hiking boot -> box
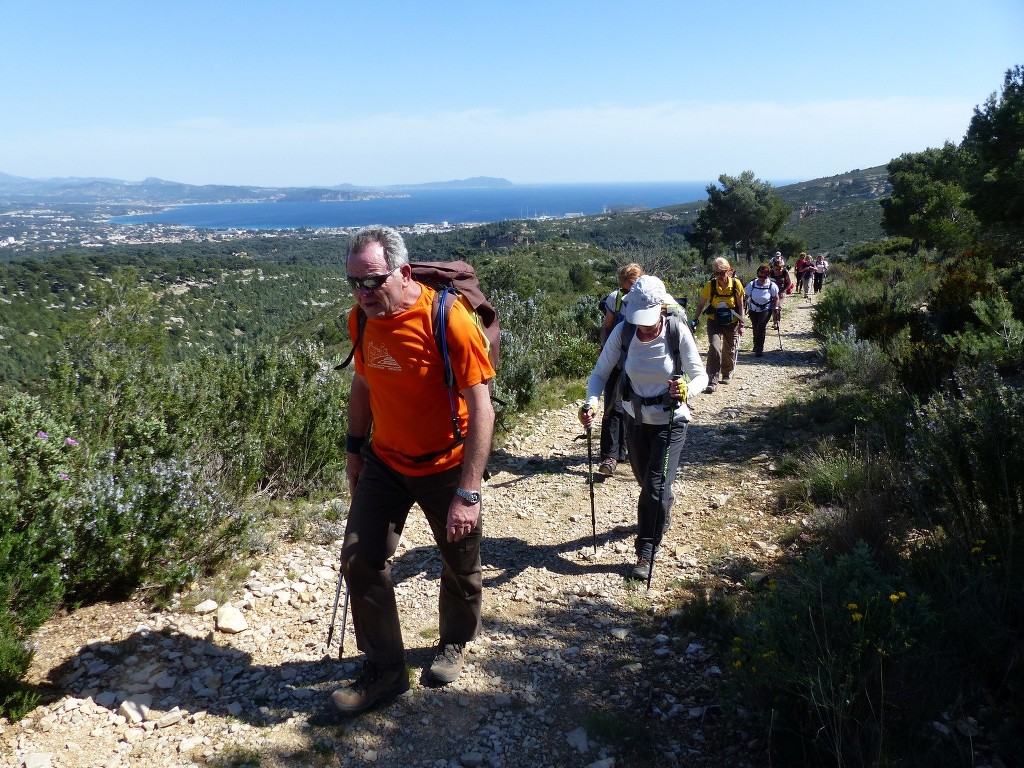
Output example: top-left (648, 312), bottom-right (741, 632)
top-left (631, 557), bottom-right (652, 581)
top-left (429, 642), bottom-right (466, 685)
top-left (703, 384), bottom-right (716, 394)
top-left (597, 458), bottom-right (616, 476)
top-left (331, 660), bottom-right (409, 714)
top-left (721, 375), bottom-right (731, 384)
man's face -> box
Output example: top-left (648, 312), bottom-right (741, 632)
top-left (347, 241), bottom-right (407, 318)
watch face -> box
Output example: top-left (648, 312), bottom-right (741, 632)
top-left (457, 487), bottom-right (480, 503)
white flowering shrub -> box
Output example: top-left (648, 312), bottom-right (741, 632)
top-left (59, 453), bottom-right (256, 603)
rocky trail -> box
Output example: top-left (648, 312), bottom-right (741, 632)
top-left (3, 295), bottom-right (824, 768)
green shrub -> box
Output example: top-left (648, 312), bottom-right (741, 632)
top-left (907, 373), bottom-right (1024, 566)
top-left (729, 543), bottom-right (937, 766)
top-left (0, 392), bottom-right (78, 712)
top-left (60, 453), bottom-right (257, 603)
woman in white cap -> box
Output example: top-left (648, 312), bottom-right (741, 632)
top-left (577, 275), bottom-right (708, 581)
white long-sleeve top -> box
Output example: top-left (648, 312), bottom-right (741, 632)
top-left (585, 320), bottom-right (708, 424)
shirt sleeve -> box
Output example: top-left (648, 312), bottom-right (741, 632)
top-left (585, 322), bottom-right (624, 408)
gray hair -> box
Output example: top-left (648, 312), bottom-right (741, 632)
top-left (347, 226), bottom-right (409, 270)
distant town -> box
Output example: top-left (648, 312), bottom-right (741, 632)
top-left (0, 173), bottom-right (520, 255)
top-left (0, 201), bottom-right (496, 255)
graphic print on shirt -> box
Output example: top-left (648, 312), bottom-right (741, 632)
top-left (366, 340), bottom-right (402, 372)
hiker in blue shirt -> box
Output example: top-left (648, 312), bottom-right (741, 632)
top-left (596, 262), bottom-right (644, 476)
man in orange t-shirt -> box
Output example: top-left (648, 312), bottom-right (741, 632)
top-left (332, 227), bottom-right (495, 715)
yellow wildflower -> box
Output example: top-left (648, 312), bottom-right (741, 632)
top-left (851, 612), bottom-right (863, 622)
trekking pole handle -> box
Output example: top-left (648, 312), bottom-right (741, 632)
top-left (578, 404), bottom-right (596, 430)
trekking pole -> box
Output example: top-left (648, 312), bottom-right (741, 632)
top-left (326, 569), bottom-right (347, 656)
top-left (587, 423), bottom-right (597, 553)
top-left (574, 407), bottom-right (598, 553)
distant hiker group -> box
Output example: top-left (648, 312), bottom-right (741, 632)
top-left (331, 226), bottom-right (824, 716)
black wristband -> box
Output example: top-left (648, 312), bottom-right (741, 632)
top-left (346, 434), bottom-right (366, 454)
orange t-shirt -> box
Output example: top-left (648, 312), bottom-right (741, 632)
top-left (349, 284), bottom-right (495, 476)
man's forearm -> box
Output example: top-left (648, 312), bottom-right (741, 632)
top-left (459, 383), bottom-right (494, 488)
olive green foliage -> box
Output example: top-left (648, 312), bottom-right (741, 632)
top-left (908, 374), bottom-right (1024, 564)
top-left (730, 545), bottom-right (939, 767)
top-left (0, 393), bottom-right (74, 712)
top-left (881, 65), bottom-right (1024, 260)
top-left (880, 143), bottom-right (978, 255)
top-left (960, 65), bottom-right (1024, 253)
top-left (686, 171), bottom-right (792, 261)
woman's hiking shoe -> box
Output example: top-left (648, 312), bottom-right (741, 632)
top-left (331, 660), bottom-right (409, 714)
top-left (429, 642), bottom-right (467, 685)
top-left (597, 458), bottom-right (617, 476)
top-left (703, 384), bottom-right (716, 394)
top-left (721, 375), bottom-right (731, 384)
top-left (631, 557), bottom-right (652, 581)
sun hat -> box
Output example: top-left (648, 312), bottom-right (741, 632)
top-left (622, 275), bottom-right (668, 326)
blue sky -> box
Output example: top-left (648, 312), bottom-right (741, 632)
top-left (2, 0), bottom-right (1021, 187)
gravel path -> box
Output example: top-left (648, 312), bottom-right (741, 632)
top-left (3, 295), bottom-right (823, 768)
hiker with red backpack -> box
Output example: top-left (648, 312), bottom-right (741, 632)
top-left (578, 275), bottom-right (707, 584)
top-left (596, 262), bottom-right (644, 476)
top-left (691, 257), bottom-right (746, 394)
top-left (332, 226), bottom-right (495, 714)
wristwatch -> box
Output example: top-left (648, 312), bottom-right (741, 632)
top-left (454, 487), bottom-right (481, 504)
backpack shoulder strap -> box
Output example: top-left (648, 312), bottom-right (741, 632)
top-left (335, 307), bottom-right (368, 371)
top-left (664, 310), bottom-right (686, 377)
top-left (618, 320), bottom-right (637, 369)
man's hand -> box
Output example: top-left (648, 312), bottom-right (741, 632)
top-left (447, 496), bottom-right (480, 542)
top-left (346, 452), bottom-right (364, 497)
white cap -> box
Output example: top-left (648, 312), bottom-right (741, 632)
top-left (623, 275), bottom-right (668, 326)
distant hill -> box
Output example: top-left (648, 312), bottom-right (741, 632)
top-left (0, 172), bottom-right (514, 204)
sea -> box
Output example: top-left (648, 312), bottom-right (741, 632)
top-left (110, 182), bottom-right (711, 231)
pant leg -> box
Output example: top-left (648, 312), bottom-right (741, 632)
top-left (626, 418), bottom-right (688, 560)
top-left (751, 310), bottom-right (770, 353)
top-left (705, 319), bottom-right (725, 384)
top-left (720, 322), bottom-right (738, 377)
top-left (412, 467), bottom-right (483, 646)
top-left (341, 449), bottom-right (415, 667)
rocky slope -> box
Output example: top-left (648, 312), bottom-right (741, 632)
top-left (2, 294), bottom-right (824, 768)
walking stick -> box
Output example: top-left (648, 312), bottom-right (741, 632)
top-left (574, 409), bottom-right (599, 554)
top-left (326, 570), bottom-right (348, 657)
top-left (587, 422), bottom-right (597, 553)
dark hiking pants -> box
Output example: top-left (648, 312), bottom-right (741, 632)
top-left (625, 414), bottom-right (688, 560)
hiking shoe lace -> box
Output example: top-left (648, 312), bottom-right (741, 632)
top-left (429, 642), bottom-right (466, 685)
top-left (331, 660), bottom-right (409, 714)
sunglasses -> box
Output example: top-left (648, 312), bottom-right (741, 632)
top-left (714, 270), bottom-right (730, 276)
top-left (347, 266), bottom-right (400, 292)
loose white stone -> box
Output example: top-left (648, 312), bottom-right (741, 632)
top-left (194, 599), bottom-right (218, 614)
top-left (216, 603), bottom-right (248, 634)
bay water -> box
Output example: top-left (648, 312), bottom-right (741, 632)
top-left (111, 182), bottom-right (711, 230)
